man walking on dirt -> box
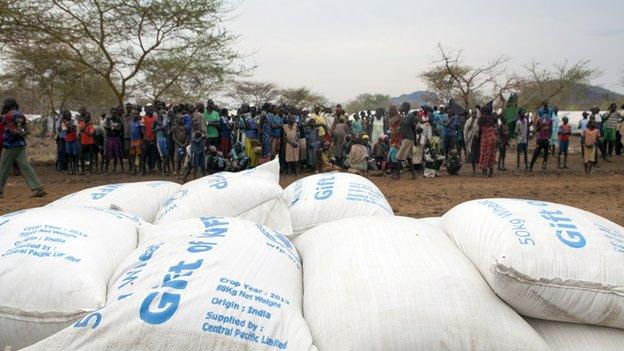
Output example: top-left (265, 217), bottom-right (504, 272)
top-left (0, 98), bottom-right (46, 198)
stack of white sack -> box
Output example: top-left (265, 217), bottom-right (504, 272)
top-left (47, 181), bottom-right (180, 223)
top-left (284, 173), bottom-right (393, 236)
top-left (294, 216), bottom-right (549, 350)
top-left (440, 198), bottom-right (624, 328)
top-left (27, 216), bottom-right (316, 350)
top-left (0, 207), bottom-right (140, 350)
top-left (155, 158), bottom-right (293, 236)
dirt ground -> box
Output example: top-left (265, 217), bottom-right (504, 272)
top-left (1, 151), bottom-right (623, 225)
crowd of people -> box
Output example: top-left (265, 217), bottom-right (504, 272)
top-left (1, 96), bottom-right (623, 198)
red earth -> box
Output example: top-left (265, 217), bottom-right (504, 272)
top-left (2, 151), bottom-right (622, 225)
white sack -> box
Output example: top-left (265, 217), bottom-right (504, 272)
top-left (155, 158), bottom-right (292, 236)
top-left (419, 217), bottom-right (441, 227)
top-left (29, 217), bottom-right (315, 351)
top-left (294, 216), bottom-right (549, 350)
top-left (527, 318), bottom-right (624, 351)
top-left (284, 173), bottom-right (393, 235)
top-left (0, 207), bottom-right (140, 350)
top-left (48, 181), bottom-right (180, 223)
top-left (441, 198), bottom-right (624, 328)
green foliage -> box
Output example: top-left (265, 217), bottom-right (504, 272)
top-left (226, 81), bottom-right (281, 107)
top-left (278, 87), bottom-right (327, 108)
top-left (0, 0), bottom-right (246, 105)
top-left (344, 93), bottom-right (391, 113)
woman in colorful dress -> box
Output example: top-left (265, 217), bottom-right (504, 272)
top-left (258, 112), bottom-right (272, 164)
top-left (387, 105), bottom-right (402, 175)
top-left (283, 115), bottom-right (299, 175)
top-left (478, 101), bottom-right (497, 177)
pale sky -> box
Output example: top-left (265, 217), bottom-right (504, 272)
top-left (227, 0), bottom-right (624, 103)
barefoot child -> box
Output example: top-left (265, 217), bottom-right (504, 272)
top-left (557, 116), bottom-right (571, 169)
top-left (583, 120), bottom-right (600, 175)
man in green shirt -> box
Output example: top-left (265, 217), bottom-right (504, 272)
top-left (203, 99), bottom-right (220, 148)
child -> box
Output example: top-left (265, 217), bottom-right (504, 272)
top-left (183, 130), bottom-right (206, 182)
top-left (129, 111), bottom-right (143, 175)
top-left (346, 138), bottom-right (369, 175)
top-left (228, 142), bottom-right (250, 172)
top-left (206, 146), bottom-right (226, 174)
top-left (94, 114), bottom-right (107, 173)
top-left (305, 118), bottom-right (320, 172)
top-left (320, 141), bottom-right (340, 173)
top-left (78, 113), bottom-right (95, 174)
top-left (423, 144), bottom-right (444, 178)
top-left (171, 116), bottom-right (189, 177)
top-left (514, 110), bottom-right (529, 175)
top-left (373, 135), bottom-right (389, 172)
top-left (557, 116), bottom-right (571, 169)
top-left (62, 110), bottom-right (79, 174)
top-left (412, 127), bottom-right (427, 174)
top-left (154, 110), bottom-right (171, 176)
top-left (446, 149), bottom-right (462, 175)
top-left (430, 129), bottom-right (442, 155)
top-left (582, 120), bottom-right (600, 175)
top-left (219, 108), bottom-right (233, 155)
top-left (283, 115), bottom-right (299, 175)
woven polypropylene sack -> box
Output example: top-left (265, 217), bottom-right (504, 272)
top-left (441, 198), bottom-right (624, 328)
top-left (155, 158), bottom-right (292, 236)
top-left (284, 173), bottom-right (393, 235)
top-left (294, 216), bottom-right (549, 350)
top-left (0, 207), bottom-right (140, 350)
top-left (48, 181), bottom-right (180, 223)
top-left (28, 217), bottom-right (315, 350)
top-left (527, 318), bottom-right (624, 351)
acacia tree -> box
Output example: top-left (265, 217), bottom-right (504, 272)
top-left (278, 87), bottom-right (327, 108)
top-left (420, 44), bottom-right (509, 108)
top-left (420, 44), bottom-right (600, 110)
top-left (518, 60), bottom-right (599, 109)
top-left (0, 43), bottom-right (117, 115)
top-left (133, 53), bottom-right (234, 103)
top-left (226, 81), bottom-right (281, 106)
top-left (1, 0), bottom-right (245, 106)
top-left (344, 93), bottom-right (391, 113)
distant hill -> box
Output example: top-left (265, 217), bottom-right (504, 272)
top-left (558, 84), bottom-right (624, 109)
top-left (391, 85), bottom-right (624, 110)
top-left (390, 91), bottom-right (436, 107)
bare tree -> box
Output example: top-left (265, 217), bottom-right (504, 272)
top-left (519, 60), bottom-right (600, 109)
top-left (1, 0), bottom-right (245, 106)
top-left (226, 81), bottom-right (281, 106)
top-left (420, 44), bottom-right (509, 108)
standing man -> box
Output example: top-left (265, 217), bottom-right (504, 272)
top-left (557, 116), bottom-right (571, 169)
top-left (578, 111), bottom-right (589, 159)
top-left (79, 112), bottom-right (96, 174)
top-left (203, 99), bottom-right (220, 148)
top-left (128, 111), bottom-right (143, 175)
top-left (0, 98), bottom-right (46, 198)
top-left (123, 102), bottom-right (135, 172)
top-left (550, 107), bottom-right (560, 155)
top-left (219, 108), bottom-right (233, 155)
top-left (140, 105), bottom-right (158, 175)
top-left (393, 102), bottom-right (417, 179)
top-left (530, 104), bottom-right (553, 172)
top-left (602, 103), bottom-right (623, 159)
top-left (514, 109), bottom-right (530, 174)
